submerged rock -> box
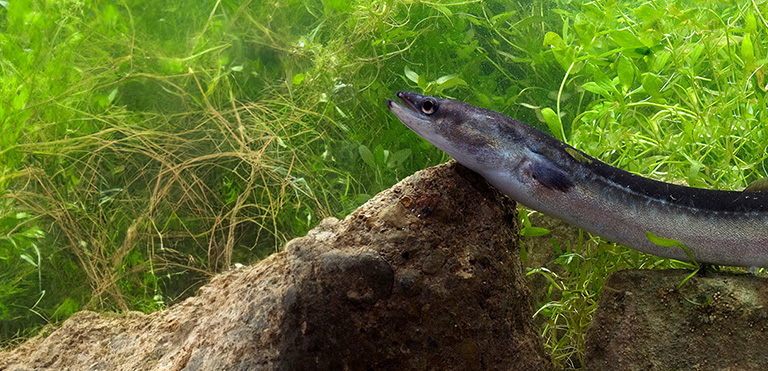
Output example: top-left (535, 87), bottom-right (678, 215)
top-left (0, 161), bottom-right (551, 371)
top-left (585, 269), bottom-right (768, 370)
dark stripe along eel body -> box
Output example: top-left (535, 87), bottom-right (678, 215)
top-left (388, 91), bottom-right (768, 268)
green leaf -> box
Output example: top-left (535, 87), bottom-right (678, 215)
top-left (520, 226), bottom-right (551, 237)
top-left (582, 81), bottom-right (610, 98)
top-left (358, 145), bottom-right (376, 168)
top-left (373, 145), bottom-right (387, 166)
top-left (635, 3), bottom-right (659, 22)
top-left (617, 56), bottom-right (635, 87)
top-left (101, 4), bottom-right (119, 24)
top-left (490, 11), bottom-right (517, 26)
top-left (388, 149), bottom-right (411, 168)
top-left (681, 152), bottom-right (704, 186)
top-left (543, 32), bottom-right (566, 49)
top-left (540, 108), bottom-right (564, 141)
top-left (688, 44), bottom-right (705, 64)
top-left (292, 73), bottom-right (306, 85)
top-left (610, 30), bottom-right (644, 49)
top-left (404, 66), bottom-right (419, 84)
top-left (611, 30), bottom-right (653, 58)
top-left (592, 69), bottom-right (617, 93)
top-left (417, 74), bottom-right (427, 90)
top-left (644, 231), bottom-right (685, 248)
top-left (518, 208), bottom-right (532, 227)
top-left (645, 231), bottom-right (699, 273)
top-left (742, 32), bottom-right (754, 71)
top-left (641, 73), bottom-right (663, 98)
top-left (435, 74), bottom-right (467, 90)
top-left (160, 57), bottom-right (184, 74)
top-left (746, 11), bottom-right (757, 34)
top-left (12, 87), bottom-right (28, 110)
top-left (107, 88), bottom-right (118, 103)
top-left (20, 253), bottom-right (37, 267)
top-left (652, 50), bottom-right (671, 72)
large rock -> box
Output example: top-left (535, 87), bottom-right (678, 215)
top-left (585, 269), bottom-right (768, 370)
top-left (0, 161), bottom-right (551, 371)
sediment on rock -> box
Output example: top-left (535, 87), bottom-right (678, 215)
top-left (585, 269), bottom-right (768, 370)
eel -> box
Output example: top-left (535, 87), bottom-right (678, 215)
top-left (387, 91), bottom-right (768, 268)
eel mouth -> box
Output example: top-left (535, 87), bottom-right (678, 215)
top-left (395, 91), bottom-right (420, 112)
top-left (386, 92), bottom-right (425, 132)
top-left (386, 91), bottom-right (421, 114)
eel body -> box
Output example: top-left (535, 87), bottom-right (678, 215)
top-left (387, 91), bottom-right (768, 268)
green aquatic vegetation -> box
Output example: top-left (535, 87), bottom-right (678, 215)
top-left (0, 0), bottom-right (766, 367)
top-left (645, 231), bottom-right (702, 288)
top-left (0, 0), bottom-right (349, 344)
top-left (524, 1), bottom-right (768, 367)
top-left (547, 0), bottom-right (768, 190)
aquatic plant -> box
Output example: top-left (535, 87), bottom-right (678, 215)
top-left (1, 0), bottom-right (766, 368)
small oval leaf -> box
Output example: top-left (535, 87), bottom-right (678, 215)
top-left (540, 108), bottom-right (564, 142)
top-left (404, 66), bottom-right (419, 84)
top-left (358, 145), bottom-right (376, 168)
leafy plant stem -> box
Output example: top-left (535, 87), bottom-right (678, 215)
top-left (556, 60), bottom-right (575, 142)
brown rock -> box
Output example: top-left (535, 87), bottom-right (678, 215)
top-left (0, 161), bottom-right (551, 371)
top-left (585, 269), bottom-right (768, 370)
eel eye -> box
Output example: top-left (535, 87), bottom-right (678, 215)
top-left (421, 98), bottom-right (438, 115)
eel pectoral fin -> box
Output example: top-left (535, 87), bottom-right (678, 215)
top-left (526, 154), bottom-right (574, 192)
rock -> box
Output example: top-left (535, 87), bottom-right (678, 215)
top-left (0, 161), bottom-right (551, 371)
top-left (585, 269), bottom-right (768, 370)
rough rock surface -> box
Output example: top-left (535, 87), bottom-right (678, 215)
top-left (0, 161), bottom-right (551, 371)
top-left (585, 269), bottom-right (768, 370)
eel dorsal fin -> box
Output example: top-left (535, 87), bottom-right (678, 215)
top-left (744, 178), bottom-right (768, 192)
